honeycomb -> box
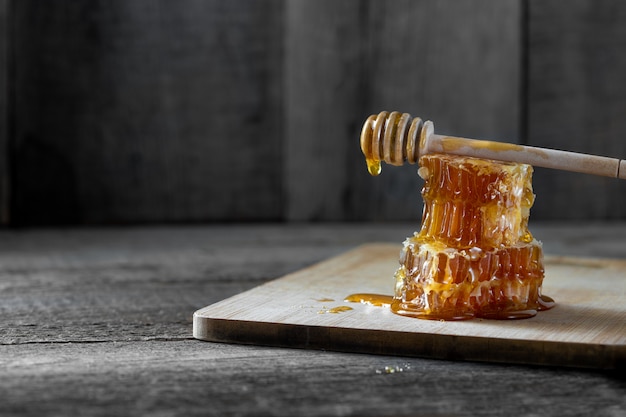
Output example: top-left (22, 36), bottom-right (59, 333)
top-left (392, 153), bottom-right (553, 320)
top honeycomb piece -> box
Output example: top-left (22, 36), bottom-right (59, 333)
top-left (417, 154), bottom-right (535, 249)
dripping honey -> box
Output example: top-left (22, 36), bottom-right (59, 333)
top-left (360, 111), bottom-right (422, 176)
top-left (366, 158), bottom-right (382, 176)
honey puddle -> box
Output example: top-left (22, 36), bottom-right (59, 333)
top-left (345, 293), bottom-right (555, 320)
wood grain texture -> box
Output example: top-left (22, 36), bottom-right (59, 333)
top-left (0, 224), bottom-right (409, 344)
top-left (527, 0), bottom-right (626, 219)
top-left (1, 224), bottom-right (626, 415)
top-left (2, 341), bottom-right (624, 417)
top-left (11, 1), bottom-right (283, 225)
top-left (9, 0), bottom-right (626, 225)
top-left (6, 1), bottom-right (626, 225)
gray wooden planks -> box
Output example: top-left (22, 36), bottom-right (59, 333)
top-left (1, 223), bottom-right (626, 345)
top-left (11, 1), bottom-right (284, 225)
top-left (527, 0), bottom-right (626, 219)
top-left (4, 1), bottom-right (626, 224)
top-left (2, 341), bottom-right (624, 416)
top-left (0, 225), bottom-right (380, 344)
top-left (5, 1), bottom-right (523, 224)
top-left (1, 224), bottom-right (626, 416)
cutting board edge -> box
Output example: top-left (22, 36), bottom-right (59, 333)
top-left (193, 314), bottom-right (625, 370)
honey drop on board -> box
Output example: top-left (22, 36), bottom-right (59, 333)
top-left (318, 306), bottom-right (353, 314)
top-left (345, 293), bottom-right (393, 307)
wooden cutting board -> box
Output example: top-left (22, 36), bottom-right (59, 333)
top-left (193, 244), bottom-right (626, 369)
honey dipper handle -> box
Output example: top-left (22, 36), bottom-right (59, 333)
top-left (361, 111), bottom-right (626, 179)
top-left (422, 134), bottom-right (626, 179)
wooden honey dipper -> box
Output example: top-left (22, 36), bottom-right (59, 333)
top-left (361, 111), bottom-right (626, 179)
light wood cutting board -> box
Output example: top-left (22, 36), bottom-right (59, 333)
top-left (193, 244), bottom-right (626, 369)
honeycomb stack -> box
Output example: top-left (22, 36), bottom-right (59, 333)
top-left (392, 153), bottom-right (548, 320)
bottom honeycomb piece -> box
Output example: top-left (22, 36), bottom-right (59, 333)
top-left (392, 236), bottom-right (554, 320)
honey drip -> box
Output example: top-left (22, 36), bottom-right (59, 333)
top-left (360, 111), bottom-right (424, 175)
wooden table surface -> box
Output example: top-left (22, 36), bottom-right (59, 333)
top-left (1, 223), bottom-right (625, 416)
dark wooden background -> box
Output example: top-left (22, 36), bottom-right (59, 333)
top-left (1, 0), bottom-right (626, 226)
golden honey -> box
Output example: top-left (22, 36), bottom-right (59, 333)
top-left (391, 153), bottom-right (552, 320)
top-left (344, 293), bottom-right (393, 307)
top-left (359, 110), bottom-right (554, 320)
top-left (319, 306), bottom-right (353, 314)
top-left (417, 154), bottom-right (536, 248)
